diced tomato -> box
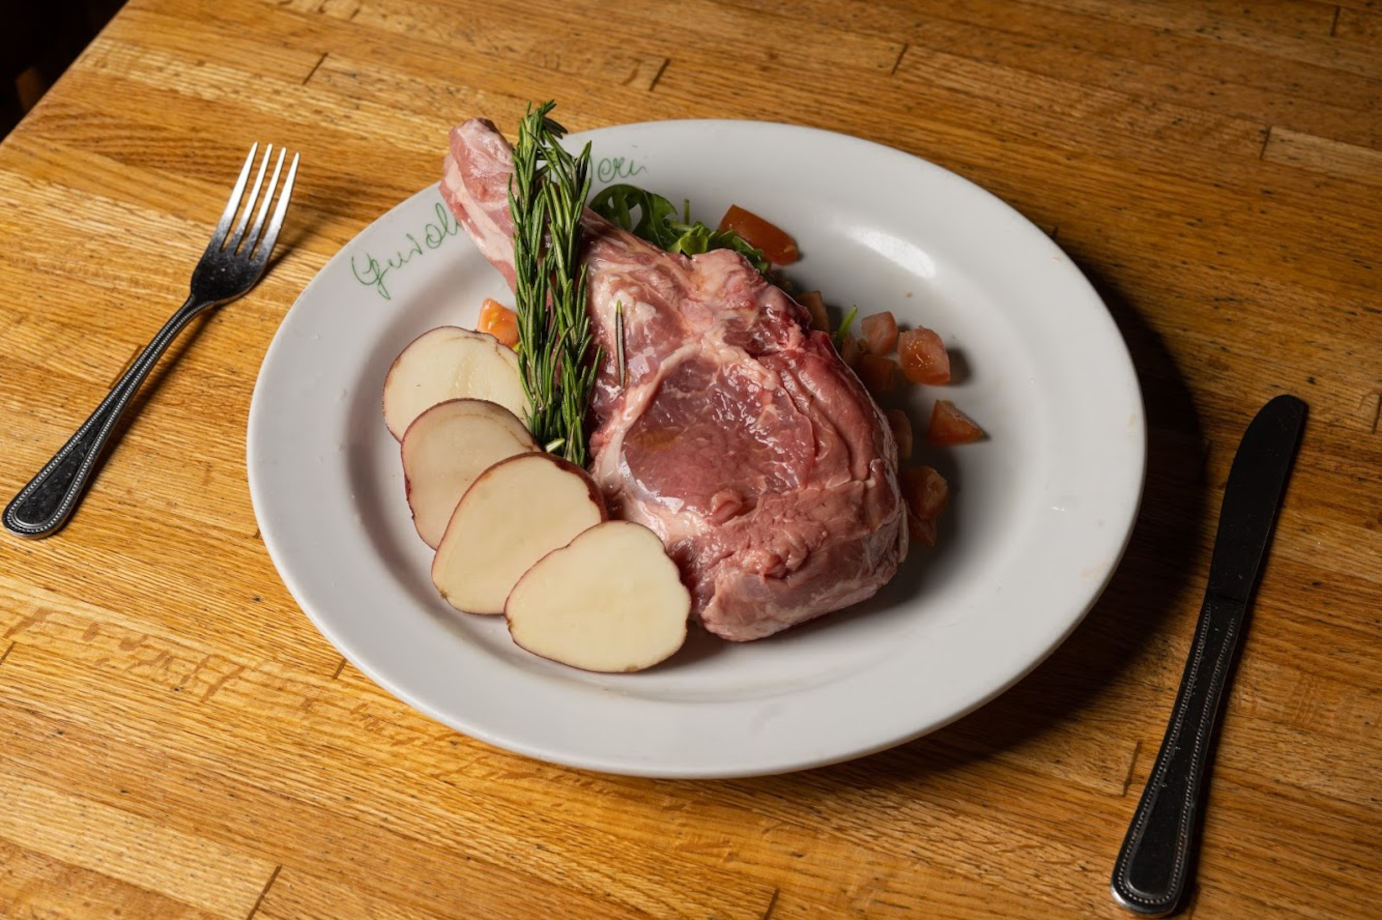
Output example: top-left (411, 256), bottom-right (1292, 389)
top-left (797, 290), bottom-right (829, 331)
top-left (860, 311), bottom-right (899, 355)
top-left (855, 353), bottom-right (897, 395)
top-left (927, 400), bottom-right (985, 445)
top-left (477, 298), bottom-right (519, 348)
top-left (901, 465), bottom-right (949, 548)
top-left (885, 408), bottom-right (913, 461)
top-left (717, 204), bottom-right (799, 265)
top-left (897, 327), bottom-right (950, 384)
top-left (909, 514), bottom-right (937, 550)
top-left (839, 332), bottom-right (863, 369)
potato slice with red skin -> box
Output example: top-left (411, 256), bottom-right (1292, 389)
top-left (382, 326), bottom-right (528, 440)
top-left (401, 399), bottom-right (538, 549)
top-left (505, 521), bottom-right (690, 673)
top-left (431, 453), bottom-right (606, 615)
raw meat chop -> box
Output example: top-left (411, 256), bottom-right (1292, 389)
top-left (442, 118), bottom-right (905, 640)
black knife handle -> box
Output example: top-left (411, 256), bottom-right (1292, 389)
top-left (1112, 394), bottom-right (1305, 916)
top-left (1110, 590), bottom-right (1245, 916)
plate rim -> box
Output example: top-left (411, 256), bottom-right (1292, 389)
top-left (247, 117), bottom-right (1146, 778)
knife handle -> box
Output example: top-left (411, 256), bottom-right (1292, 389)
top-left (1110, 591), bottom-right (1247, 916)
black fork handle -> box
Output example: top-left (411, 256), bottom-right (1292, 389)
top-left (4, 294), bottom-right (210, 538)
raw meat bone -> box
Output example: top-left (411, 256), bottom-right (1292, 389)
top-left (441, 118), bottom-right (906, 641)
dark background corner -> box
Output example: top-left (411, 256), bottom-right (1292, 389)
top-left (2, 0), bottom-right (127, 138)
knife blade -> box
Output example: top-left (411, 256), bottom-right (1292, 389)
top-left (1111, 393), bottom-right (1307, 917)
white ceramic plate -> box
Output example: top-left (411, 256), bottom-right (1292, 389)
top-left (248, 120), bottom-right (1144, 778)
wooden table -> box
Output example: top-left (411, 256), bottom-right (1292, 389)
top-left (2, 1), bottom-right (1378, 916)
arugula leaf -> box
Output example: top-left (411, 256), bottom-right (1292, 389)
top-left (590, 184), bottom-right (771, 275)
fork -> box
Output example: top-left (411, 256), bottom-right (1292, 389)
top-left (3, 144), bottom-right (300, 538)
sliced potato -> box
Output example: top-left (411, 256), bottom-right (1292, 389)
top-left (505, 521), bottom-right (690, 673)
top-left (382, 325), bottom-right (528, 439)
top-left (431, 453), bottom-right (606, 615)
top-left (402, 399), bottom-right (538, 549)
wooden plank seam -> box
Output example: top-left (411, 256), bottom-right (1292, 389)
top-left (246, 864), bottom-right (283, 920)
top-left (647, 58), bottom-right (669, 92)
top-left (303, 52), bottom-right (329, 86)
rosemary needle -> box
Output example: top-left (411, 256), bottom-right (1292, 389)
top-left (507, 101), bottom-right (599, 467)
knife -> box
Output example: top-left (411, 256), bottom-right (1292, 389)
top-left (1111, 393), bottom-right (1307, 916)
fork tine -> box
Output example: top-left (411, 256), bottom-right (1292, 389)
top-left (228, 144), bottom-right (273, 253)
top-left (244, 147), bottom-right (286, 257)
top-left (253, 151), bottom-right (299, 263)
top-left (211, 143), bottom-right (258, 247)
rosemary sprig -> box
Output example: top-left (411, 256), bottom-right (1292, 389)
top-left (508, 101), bottom-right (599, 467)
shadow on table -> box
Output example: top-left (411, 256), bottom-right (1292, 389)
top-left (758, 263), bottom-right (1210, 790)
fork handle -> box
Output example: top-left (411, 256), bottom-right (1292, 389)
top-left (4, 294), bottom-right (208, 538)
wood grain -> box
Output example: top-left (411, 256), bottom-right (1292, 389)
top-left (1, 0), bottom-right (1379, 917)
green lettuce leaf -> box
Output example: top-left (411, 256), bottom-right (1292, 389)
top-left (589, 184), bottom-right (770, 275)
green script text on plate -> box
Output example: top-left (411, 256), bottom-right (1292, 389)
top-left (350, 197), bottom-right (461, 301)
